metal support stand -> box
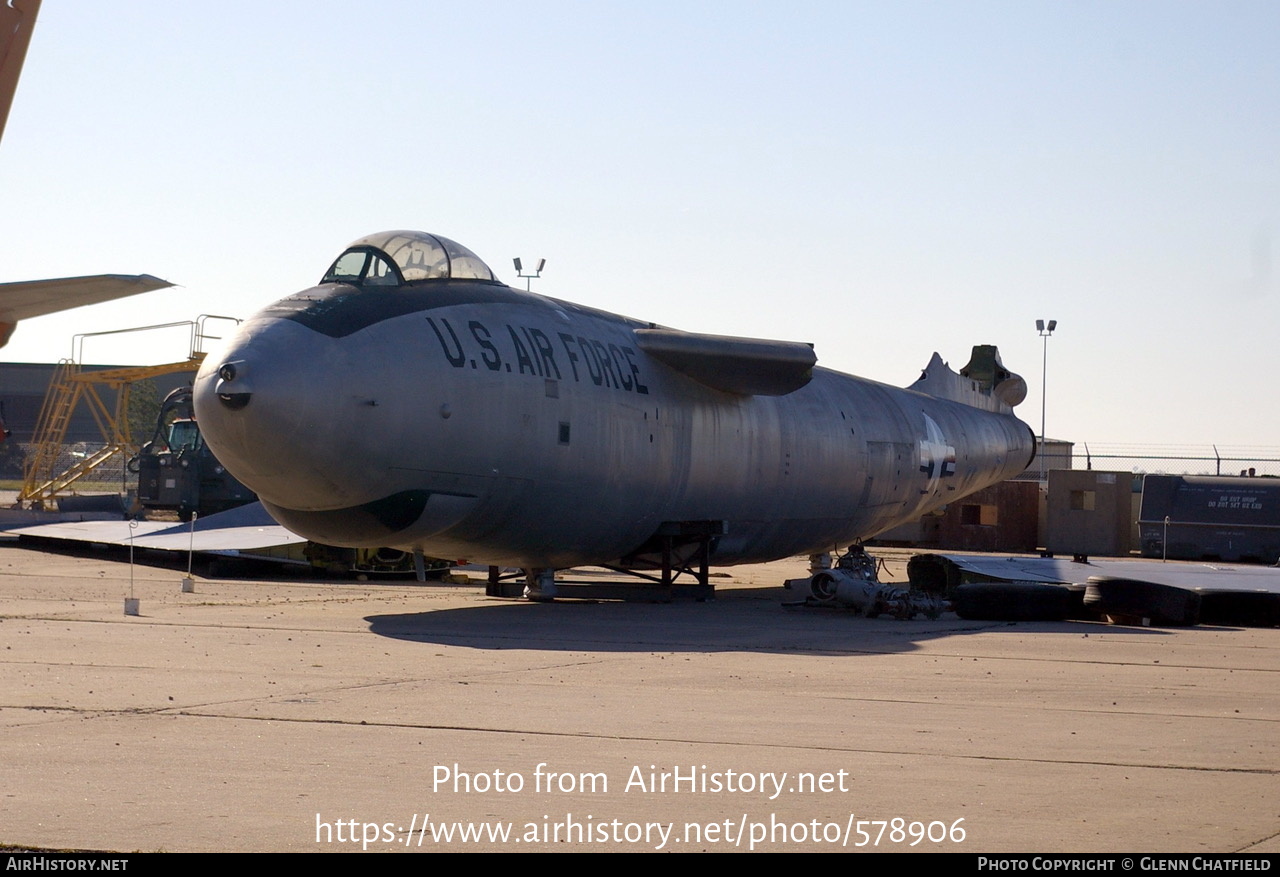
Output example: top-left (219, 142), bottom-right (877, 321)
top-left (483, 521), bottom-right (726, 602)
top-left (656, 520), bottom-right (716, 588)
top-left (485, 565), bottom-right (526, 598)
top-left (523, 568), bottom-right (557, 601)
top-left (808, 552), bottom-right (833, 575)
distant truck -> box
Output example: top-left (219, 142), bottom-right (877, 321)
top-left (133, 386), bottom-right (255, 521)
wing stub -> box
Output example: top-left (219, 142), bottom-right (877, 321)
top-left (634, 327), bottom-right (816, 396)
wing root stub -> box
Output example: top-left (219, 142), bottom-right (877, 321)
top-left (634, 327), bottom-right (816, 396)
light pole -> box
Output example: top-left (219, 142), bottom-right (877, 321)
top-left (1035, 319), bottom-right (1057, 482)
top-left (513, 257), bottom-right (546, 291)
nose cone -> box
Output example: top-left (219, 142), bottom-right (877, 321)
top-left (194, 316), bottom-right (379, 511)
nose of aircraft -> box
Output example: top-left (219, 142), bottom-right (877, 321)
top-left (210, 359), bottom-right (252, 411)
top-left (194, 316), bottom-right (376, 511)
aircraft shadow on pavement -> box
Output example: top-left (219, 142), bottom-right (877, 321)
top-left (364, 587), bottom-right (1161, 656)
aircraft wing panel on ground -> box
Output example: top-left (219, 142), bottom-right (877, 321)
top-left (908, 552), bottom-right (1280, 627)
top-left (909, 553), bottom-right (1280, 595)
top-left (3, 501), bottom-right (305, 551)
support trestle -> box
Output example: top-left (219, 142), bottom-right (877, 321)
top-left (484, 520), bottom-right (726, 602)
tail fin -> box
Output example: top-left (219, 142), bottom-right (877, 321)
top-left (907, 345), bottom-right (1027, 414)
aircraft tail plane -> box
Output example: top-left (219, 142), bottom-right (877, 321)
top-left (908, 344), bottom-right (1028, 414)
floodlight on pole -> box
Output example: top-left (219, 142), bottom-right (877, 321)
top-left (1036, 318), bottom-right (1057, 482)
top-left (513, 256), bottom-right (546, 291)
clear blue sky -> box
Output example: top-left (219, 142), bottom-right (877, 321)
top-left (1, 1), bottom-right (1276, 448)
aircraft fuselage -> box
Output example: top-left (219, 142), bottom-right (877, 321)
top-left (194, 232), bottom-right (1034, 570)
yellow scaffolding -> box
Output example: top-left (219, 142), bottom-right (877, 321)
top-left (19, 356), bottom-right (208, 506)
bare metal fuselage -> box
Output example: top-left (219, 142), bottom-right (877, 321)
top-left (195, 282), bottom-right (1033, 570)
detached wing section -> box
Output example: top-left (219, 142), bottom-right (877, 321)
top-left (0, 273), bottom-right (174, 346)
top-left (634, 327), bottom-right (816, 396)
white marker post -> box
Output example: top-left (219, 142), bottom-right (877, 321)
top-left (181, 512), bottom-right (197, 592)
top-left (123, 519), bottom-right (140, 615)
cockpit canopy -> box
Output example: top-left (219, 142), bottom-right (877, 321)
top-left (321, 231), bottom-right (497, 287)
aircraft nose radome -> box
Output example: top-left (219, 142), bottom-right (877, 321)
top-left (193, 317), bottom-right (379, 512)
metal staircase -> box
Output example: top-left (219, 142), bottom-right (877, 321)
top-left (18, 357), bottom-right (207, 507)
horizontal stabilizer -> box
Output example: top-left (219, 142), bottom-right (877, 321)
top-left (634, 327), bottom-right (815, 396)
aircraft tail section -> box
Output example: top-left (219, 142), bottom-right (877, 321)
top-left (907, 345), bottom-right (1027, 415)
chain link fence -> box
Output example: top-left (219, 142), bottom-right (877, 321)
top-left (1075, 444), bottom-right (1280, 478)
top-left (14, 442), bottom-right (136, 492)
